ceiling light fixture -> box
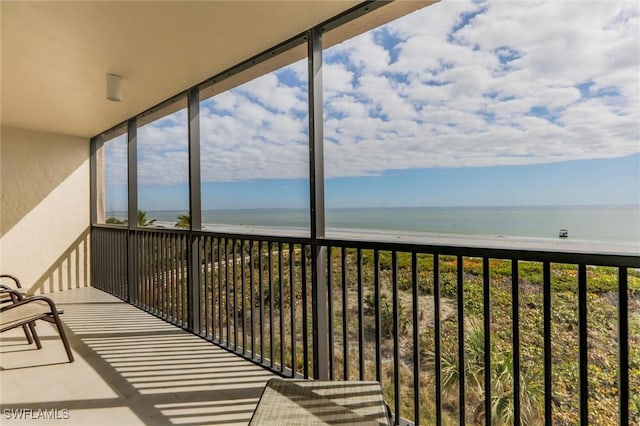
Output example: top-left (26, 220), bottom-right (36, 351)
top-left (106, 74), bottom-right (122, 102)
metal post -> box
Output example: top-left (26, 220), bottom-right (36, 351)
top-left (618, 268), bottom-right (628, 426)
top-left (188, 87), bottom-right (202, 232)
top-left (89, 137), bottom-right (99, 288)
top-left (308, 27), bottom-right (328, 380)
top-left (127, 118), bottom-right (138, 303)
top-left (89, 137), bottom-right (99, 225)
top-left (188, 87), bottom-right (202, 333)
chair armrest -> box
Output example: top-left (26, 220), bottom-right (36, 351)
top-left (0, 295), bottom-right (59, 315)
top-left (0, 287), bottom-right (26, 303)
top-left (0, 274), bottom-right (22, 288)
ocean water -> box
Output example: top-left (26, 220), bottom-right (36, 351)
top-left (109, 205), bottom-right (640, 243)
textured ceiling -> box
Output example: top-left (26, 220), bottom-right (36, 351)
top-left (1, 1), bottom-right (363, 138)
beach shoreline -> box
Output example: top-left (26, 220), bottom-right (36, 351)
top-left (148, 221), bottom-right (640, 257)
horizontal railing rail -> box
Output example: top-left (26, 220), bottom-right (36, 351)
top-left (91, 224), bottom-right (638, 425)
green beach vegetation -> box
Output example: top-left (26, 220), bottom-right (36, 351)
top-left (137, 210), bottom-right (156, 227)
top-left (105, 210), bottom-right (158, 227)
top-left (105, 216), bottom-right (125, 225)
top-left (175, 214), bottom-right (190, 229)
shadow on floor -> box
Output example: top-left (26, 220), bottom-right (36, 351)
top-left (0, 288), bottom-right (275, 426)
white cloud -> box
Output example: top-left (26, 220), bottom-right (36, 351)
top-left (323, 62), bottom-right (355, 96)
top-left (104, 134), bottom-right (127, 186)
top-left (321, 0), bottom-right (639, 177)
top-left (110, 0), bottom-right (639, 185)
top-left (136, 110), bottom-right (189, 186)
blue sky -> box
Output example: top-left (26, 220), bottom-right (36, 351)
top-left (104, 0), bottom-right (639, 213)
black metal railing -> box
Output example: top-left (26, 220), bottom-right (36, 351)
top-left (195, 232), bottom-right (314, 377)
top-left (92, 226), bottom-right (128, 299)
top-left (92, 225), bottom-right (638, 425)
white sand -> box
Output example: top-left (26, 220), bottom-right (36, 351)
top-left (142, 222), bottom-right (640, 256)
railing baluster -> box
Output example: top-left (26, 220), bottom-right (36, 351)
top-left (180, 235), bottom-right (186, 326)
top-left (259, 240), bottom-right (264, 362)
top-left (171, 234), bottom-right (176, 321)
top-left (107, 229), bottom-right (112, 293)
top-left (167, 233), bottom-right (171, 319)
top-left (104, 229), bottom-right (107, 292)
top-left (618, 267), bottom-right (628, 426)
top-left (483, 257), bottom-right (491, 426)
top-left (434, 254), bottom-right (442, 426)
top-left (290, 242), bottom-right (297, 377)
top-left (214, 237), bottom-right (219, 339)
top-left (302, 244), bottom-right (309, 378)
top-left (241, 239), bottom-right (246, 355)
top-left (163, 233), bottom-right (168, 316)
top-left (131, 231), bottom-right (136, 305)
top-left (269, 242), bottom-right (274, 369)
top-left (184, 234), bottom-right (188, 325)
top-left (157, 233), bottom-right (162, 318)
top-left (279, 242), bottom-right (285, 373)
top-left (578, 264), bottom-right (588, 425)
top-left (392, 251), bottom-right (400, 425)
top-left (225, 238), bottom-right (230, 345)
top-left (145, 232), bottom-right (150, 310)
top-left (412, 252), bottom-right (421, 426)
top-left (136, 231), bottom-right (141, 306)
top-left (163, 233), bottom-right (168, 319)
top-left (327, 245), bottom-right (334, 380)
top-left (543, 261), bottom-right (552, 425)
top-left (342, 246), bottom-right (348, 380)
top-left (108, 229), bottom-right (112, 293)
top-left (167, 235), bottom-right (172, 323)
top-left (357, 247), bottom-right (364, 380)
top-left (512, 259), bottom-right (521, 425)
top-left (140, 232), bottom-right (145, 308)
top-left (151, 233), bottom-right (156, 314)
top-left (123, 230), bottom-right (128, 297)
top-left (206, 236), bottom-right (212, 338)
top-left (107, 229), bottom-right (110, 292)
top-left (155, 233), bottom-right (160, 315)
top-left (210, 236), bottom-right (216, 337)
top-left (217, 237), bottom-right (223, 343)
top-left (374, 249), bottom-right (381, 382)
top-left (110, 230), bottom-right (114, 293)
top-left (109, 230), bottom-right (113, 293)
top-left (233, 238), bottom-right (238, 350)
top-left (457, 255), bottom-right (465, 426)
top-left (161, 233), bottom-right (167, 319)
top-left (176, 234), bottom-right (181, 324)
top-left (152, 233), bottom-right (157, 313)
top-left (250, 240), bottom-right (255, 359)
top-left (130, 231), bottom-right (139, 307)
top-left (182, 234), bottom-right (187, 325)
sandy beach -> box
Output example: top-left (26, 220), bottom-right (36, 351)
top-left (147, 222), bottom-right (640, 257)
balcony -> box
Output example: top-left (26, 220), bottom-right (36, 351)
top-left (3, 229), bottom-right (636, 425)
top-left (88, 226), bottom-right (638, 425)
top-left (2, 1), bottom-right (638, 425)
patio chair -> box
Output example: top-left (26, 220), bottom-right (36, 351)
top-left (249, 378), bottom-right (392, 425)
top-left (0, 286), bottom-right (74, 363)
top-left (0, 274), bottom-right (34, 344)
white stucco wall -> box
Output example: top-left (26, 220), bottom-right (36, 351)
top-left (1, 126), bottom-right (91, 294)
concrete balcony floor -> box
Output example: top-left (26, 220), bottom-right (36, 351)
top-left (1, 287), bottom-right (276, 425)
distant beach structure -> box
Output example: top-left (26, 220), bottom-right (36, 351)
top-left (559, 229), bottom-right (569, 238)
